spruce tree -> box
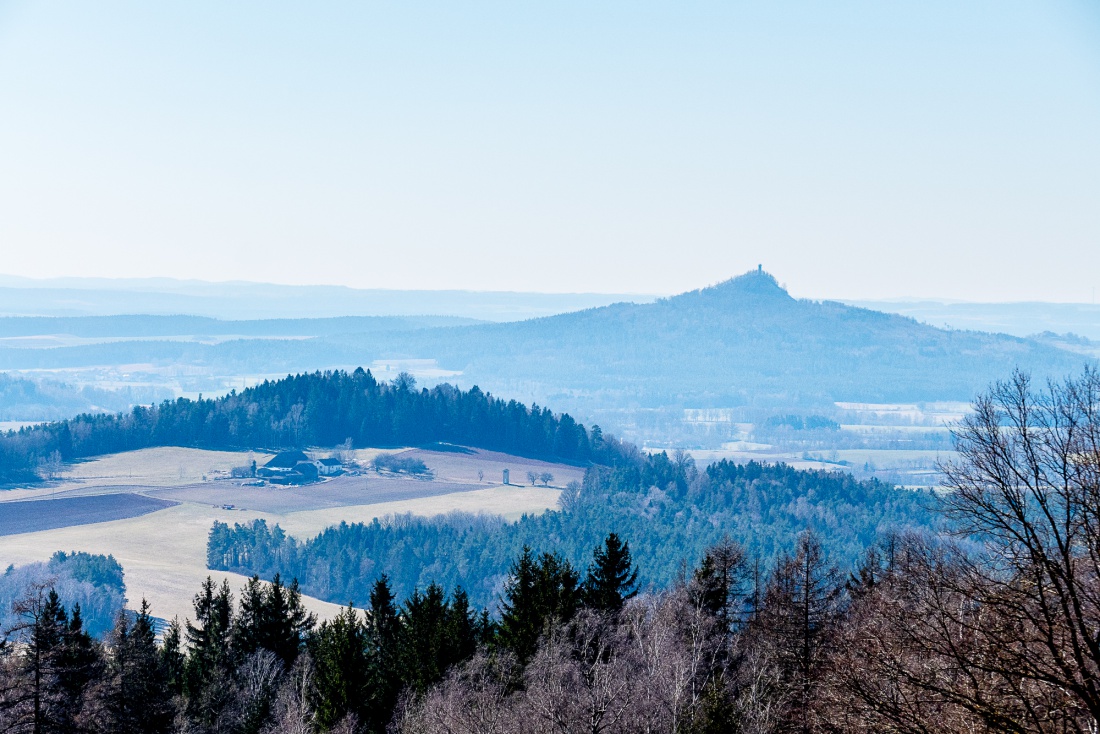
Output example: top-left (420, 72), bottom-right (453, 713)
top-left (184, 577), bottom-right (234, 692)
top-left (583, 533), bottom-right (638, 613)
top-left (159, 618), bottom-right (185, 697)
top-left (399, 583), bottom-right (450, 694)
top-left (15, 587), bottom-right (70, 734)
top-left (233, 574), bottom-right (316, 669)
top-left (691, 540), bottom-right (746, 631)
top-left (56, 603), bottom-right (100, 728)
top-left (444, 588), bottom-right (480, 665)
top-left (97, 601), bottom-right (174, 734)
top-left (498, 547), bottom-right (539, 663)
top-left (309, 605), bottom-right (368, 731)
top-left (183, 577), bottom-right (234, 726)
top-left (499, 547), bottom-right (581, 663)
top-left (233, 575), bottom-right (267, 660)
top-left (264, 575), bottom-right (315, 669)
top-left (364, 575), bottom-right (401, 734)
top-left (6, 587), bottom-right (102, 734)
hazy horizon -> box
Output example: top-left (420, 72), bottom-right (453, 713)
top-left (2, 2), bottom-right (1098, 302)
top-left (0, 269), bottom-right (1097, 307)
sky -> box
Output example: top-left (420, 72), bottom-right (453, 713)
top-left (0, 1), bottom-right (1098, 302)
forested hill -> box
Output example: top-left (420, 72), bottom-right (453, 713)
top-left (209, 455), bottom-right (937, 609)
top-left (362, 269), bottom-right (1089, 408)
top-left (0, 369), bottom-right (626, 484)
top-left (0, 271), bottom-right (1088, 428)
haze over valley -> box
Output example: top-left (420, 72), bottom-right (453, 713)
top-left (1, 269), bottom-right (1093, 486)
top-left (2, 2), bottom-right (1099, 732)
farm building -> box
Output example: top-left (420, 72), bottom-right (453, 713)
top-left (264, 450), bottom-right (309, 469)
top-left (256, 451), bottom-right (341, 484)
top-left (293, 462), bottom-right (319, 482)
top-left (317, 457), bottom-right (342, 476)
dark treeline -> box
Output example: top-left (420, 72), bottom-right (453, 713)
top-left (208, 455), bottom-right (936, 608)
top-left (0, 369), bottom-right (627, 483)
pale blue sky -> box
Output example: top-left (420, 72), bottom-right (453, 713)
top-left (1, 1), bottom-right (1098, 301)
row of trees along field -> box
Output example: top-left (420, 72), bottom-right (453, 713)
top-left (0, 369), bottom-right (629, 483)
top-left (4, 369), bottom-right (1100, 732)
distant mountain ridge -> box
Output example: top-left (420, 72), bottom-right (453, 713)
top-left (846, 298), bottom-right (1100, 341)
top-left (0, 314), bottom-right (481, 339)
top-left (0, 275), bottom-right (651, 322)
top-left (0, 270), bottom-right (1091, 437)
top-left (355, 269), bottom-right (1091, 409)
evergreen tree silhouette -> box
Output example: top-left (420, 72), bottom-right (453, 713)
top-left (583, 533), bottom-right (638, 613)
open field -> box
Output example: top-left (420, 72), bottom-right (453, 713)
top-left (59, 446), bottom-right (275, 486)
top-left (0, 493), bottom-right (177, 536)
top-left (275, 485), bottom-right (562, 536)
top-left (1, 445), bottom-right (580, 501)
top-left (0, 503), bottom-right (345, 624)
top-left (395, 447), bottom-right (585, 487)
top-left (0, 486), bottom-right (560, 623)
top-left (0, 447), bottom-right (274, 502)
top-left (0, 446), bottom-right (568, 622)
top-left (149, 475), bottom-right (496, 514)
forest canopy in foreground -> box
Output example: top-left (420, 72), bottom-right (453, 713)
top-left (0, 368), bottom-right (626, 484)
top-left (208, 455), bottom-right (937, 608)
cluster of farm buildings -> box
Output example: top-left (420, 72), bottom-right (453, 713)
top-left (232, 450), bottom-right (343, 485)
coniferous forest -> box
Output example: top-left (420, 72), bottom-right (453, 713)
top-left (207, 457), bottom-right (936, 608)
top-left (1, 369), bottom-right (1099, 732)
top-left (0, 369), bottom-right (624, 484)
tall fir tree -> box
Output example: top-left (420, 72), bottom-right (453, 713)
top-left (233, 574), bottom-right (316, 670)
top-left (183, 577), bottom-right (235, 728)
top-left (364, 575), bottom-right (401, 734)
top-left (691, 540), bottom-right (747, 632)
top-left (90, 600), bottom-right (174, 734)
top-left (398, 584), bottom-right (450, 694)
top-left (499, 547), bottom-right (581, 664)
top-left (6, 587), bottom-right (102, 734)
top-left (159, 618), bottom-right (186, 698)
top-left (309, 604), bottom-right (368, 731)
top-left (583, 533), bottom-right (639, 613)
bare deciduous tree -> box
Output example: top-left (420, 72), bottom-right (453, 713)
top-left (937, 369), bottom-right (1100, 730)
top-left (395, 652), bottom-right (520, 734)
top-left (823, 369), bottom-right (1100, 733)
top-left (522, 611), bottom-right (633, 734)
top-left (261, 655), bottom-right (316, 734)
top-left (618, 590), bottom-right (726, 733)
